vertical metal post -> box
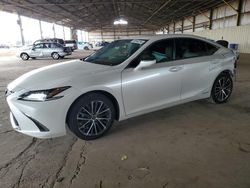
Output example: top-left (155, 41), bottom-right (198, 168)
top-left (181, 19), bottom-right (184, 33)
top-left (80, 30), bottom-right (83, 42)
top-left (17, 14), bottom-right (25, 46)
top-left (101, 28), bottom-right (104, 41)
top-left (192, 16), bottom-right (196, 32)
top-left (173, 22), bottom-right (175, 34)
top-left (62, 26), bottom-right (65, 40)
top-left (39, 20), bottom-right (43, 39)
top-left (237, 0), bottom-right (243, 26)
top-left (209, 9), bottom-right (213, 30)
top-left (52, 23), bottom-right (56, 38)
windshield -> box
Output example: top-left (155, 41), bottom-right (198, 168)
top-left (84, 39), bottom-right (147, 66)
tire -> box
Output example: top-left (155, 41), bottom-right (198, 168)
top-left (20, 53), bottom-right (29, 61)
top-left (68, 93), bottom-right (115, 140)
top-left (52, 52), bottom-right (60, 60)
top-left (210, 73), bottom-right (233, 104)
top-left (84, 46), bottom-right (89, 50)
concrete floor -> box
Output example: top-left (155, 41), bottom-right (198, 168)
top-left (0, 50), bottom-right (250, 188)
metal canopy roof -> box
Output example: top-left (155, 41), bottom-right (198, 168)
top-left (0, 0), bottom-right (225, 31)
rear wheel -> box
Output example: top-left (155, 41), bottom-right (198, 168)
top-left (20, 53), bottom-right (29, 61)
top-left (84, 46), bottom-right (89, 50)
top-left (211, 73), bottom-right (233, 104)
top-left (68, 93), bottom-right (115, 140)
top-left (52, 52), bottom-right (60, 60)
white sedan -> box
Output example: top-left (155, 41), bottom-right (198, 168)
top-left (6, 35), bottom-right (236, 140)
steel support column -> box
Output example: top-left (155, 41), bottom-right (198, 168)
top-left (181, 19), bottom-right (184, 33)
top-left (17, 14), bottom-right (25, 46)
top-left (39, 20), bottom-right (43, 39)
top-left (237, 0), bottom-right (243, 26)
top-left (173, 22), bottom-right (175, 34)
top-left (71, 27), bottom-right (78, 41)
top-left (192, 16), bottom-right (196, 32)
top-left (62, 26), bottom-right (65, 40)
top-left (209, 9), bottom-right (213, 30)
top-left (52, 23), bottom-right (56, 38)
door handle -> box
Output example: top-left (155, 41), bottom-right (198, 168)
top-left (169, 66), bottom-right (183, 72)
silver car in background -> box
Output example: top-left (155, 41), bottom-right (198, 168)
top-left (17, 42), bottom-right (72, 60)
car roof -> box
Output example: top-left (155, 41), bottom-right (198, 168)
top-left (127, 34), bottom-right (208, 41)
top-left (35, 42), bottom-right (61, 44)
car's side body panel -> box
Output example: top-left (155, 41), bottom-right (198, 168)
top-left (121, 62), bottom-right (182, 116)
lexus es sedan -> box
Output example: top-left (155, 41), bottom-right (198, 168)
top-left (17, 42), bottom-right (72, 61)
top-left (6, 35), bottom-right (236, 140)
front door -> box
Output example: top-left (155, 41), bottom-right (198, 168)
top-left (122, 39), bottom-right (182, 116)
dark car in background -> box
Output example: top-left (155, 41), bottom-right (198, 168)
top-left (34, 38), bottom-right (65, 46)
top-left (65, 40), bottom-right (78, 51)
top-left (95, 41), bottom-right (110, 47)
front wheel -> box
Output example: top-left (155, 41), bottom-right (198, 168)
top-left (20, 53), bottom-right (29, 61)
top-left (68, 93), bottom-right (115, 140)
top-left (211, 73), bottom-right (233, 104)
top-left (51, 52), bottom-right (60, 60)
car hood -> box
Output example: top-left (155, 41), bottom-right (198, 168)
top-left (8, 60), bottom-right (112, 91)
top-left (20, 45), bottom-right (33, 51)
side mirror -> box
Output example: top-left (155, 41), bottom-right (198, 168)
top-left (134, 60), bottom-right (156, 71)
top-left (32, 47), bottom-right (35, 50)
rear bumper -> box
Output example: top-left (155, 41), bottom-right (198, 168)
top-left (59, 52), bottom-right (72, 56)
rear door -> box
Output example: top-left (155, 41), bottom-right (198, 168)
top-left (42, 43), bottom-right (52, 57)
top-left (175, 38), bottom-right (219, 101)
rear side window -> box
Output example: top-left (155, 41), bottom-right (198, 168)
top-left (175, 38), bottom-right (207, 59)
top-left (206, 42), bottom-right (219, 55)
top-left (50, 43), bottom-right (62, 48)
top-left (175, 38), bottom-right (218, 60)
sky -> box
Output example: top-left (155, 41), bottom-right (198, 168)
top-left (0, 11), bottom-right (88, 46)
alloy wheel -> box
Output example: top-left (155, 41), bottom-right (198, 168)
top-left (76, 100), bottom-right (111, 137)
top-left (214, 76), bottom-right (232, 102)
top-left (52, 53), bottom-right (59, 59)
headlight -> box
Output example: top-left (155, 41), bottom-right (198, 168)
top-left (18, 86), bottom-right (71, 102)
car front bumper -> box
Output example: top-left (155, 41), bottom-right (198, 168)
top-left (6, 87), bottom-right (80, 139)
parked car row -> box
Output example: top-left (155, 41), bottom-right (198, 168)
top-left (16, 38), bottom-right (112, 61)
top-left (17, 42), bottom-right (72, 60)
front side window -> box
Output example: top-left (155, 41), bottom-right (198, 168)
top-left (128, 39), bottom-right (174, 68)
top-left (85, 39), bottom-right (147, 66)
top-left (35, 43), bottom-right (44, 49)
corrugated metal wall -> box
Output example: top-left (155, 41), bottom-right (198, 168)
top-left (192, 25), bottom-right (250, 53)
top-left (88, 29), bottom-right (154, 43)
top-left (158, 0), bottom-right (250, 53)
